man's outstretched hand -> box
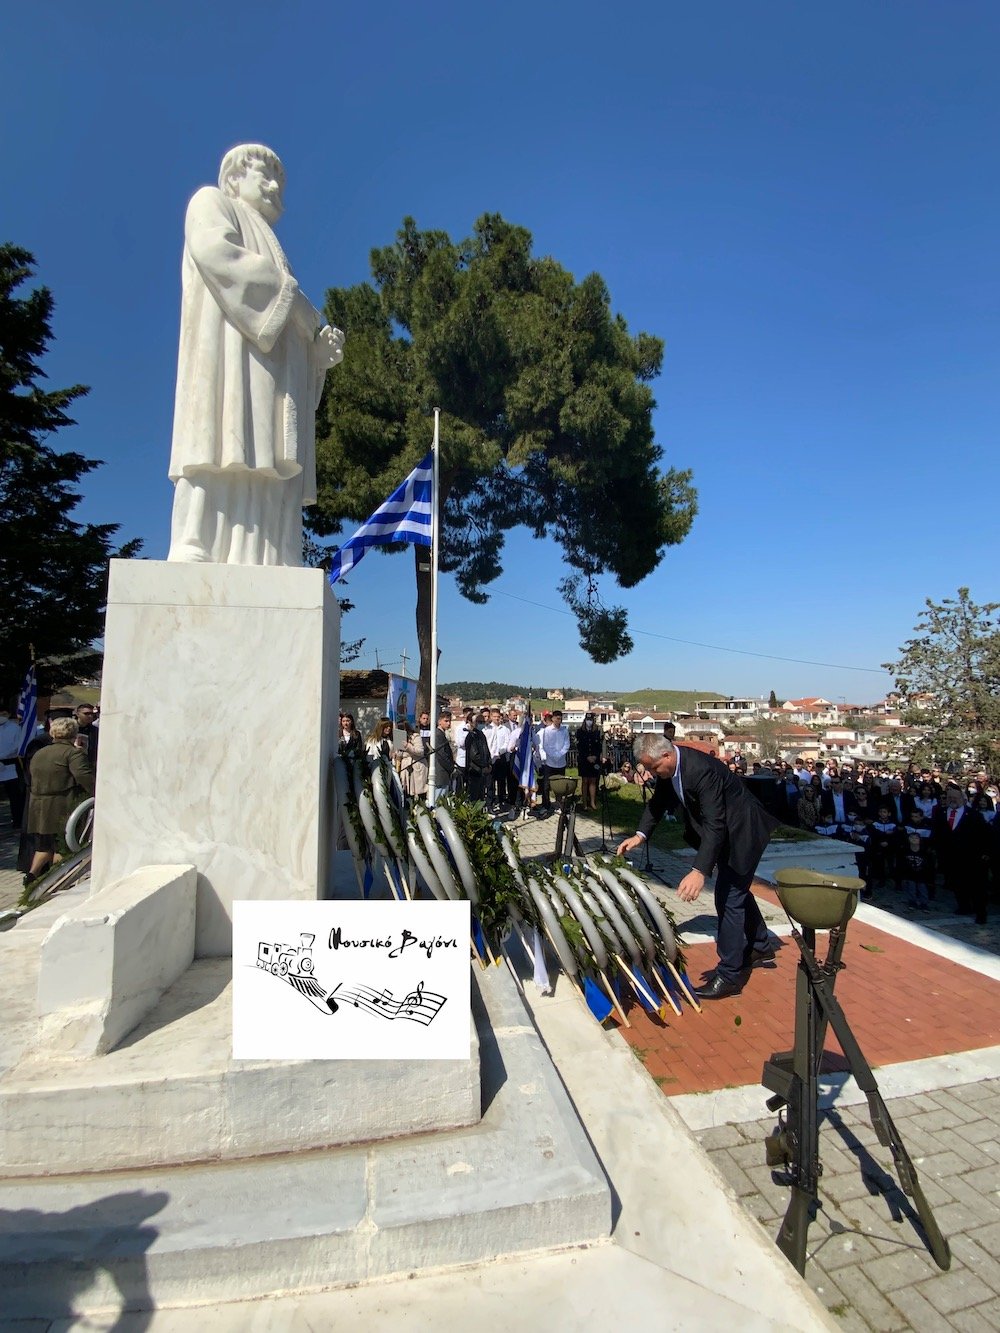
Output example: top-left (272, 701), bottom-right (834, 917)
top-left (676, 868), bottom-right (706, 903)
top-left (616, 834), bottom-right (644, 856)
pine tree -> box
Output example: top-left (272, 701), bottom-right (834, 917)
top-left (0, 243), bottom-right (140, 702)
top-left (310, 214), bottom-right (697, 706)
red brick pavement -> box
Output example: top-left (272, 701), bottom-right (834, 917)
top-left (616, 913), bottom-right (1000, 1095)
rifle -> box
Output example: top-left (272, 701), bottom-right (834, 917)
top-left (762, 873), bottom-right (950, 1276)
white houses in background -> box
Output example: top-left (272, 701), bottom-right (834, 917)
top-left (695, 697), bottom-right (768, 721)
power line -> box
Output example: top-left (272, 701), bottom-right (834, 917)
top-left (493, 589), bottom-right (888, 675)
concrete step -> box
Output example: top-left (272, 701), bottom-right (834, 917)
top-left (0, 965), bottom-right (611, 1318)
top-left (0, 959), bottom-right (481, 1176)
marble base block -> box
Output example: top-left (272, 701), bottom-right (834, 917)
top-left (37, 864), bottom-right (196, 1056)
top-left (90, 561), bottom-right (341, 957)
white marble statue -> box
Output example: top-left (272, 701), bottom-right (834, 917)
top-left (167, 145), bottom-right (344, 566)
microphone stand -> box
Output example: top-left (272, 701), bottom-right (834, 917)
top-left (639, 779), bottom-right (653, 872)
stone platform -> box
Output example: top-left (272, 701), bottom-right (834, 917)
top-left (0, 958), bottom-right (481, 1176)
top-left (0, 962), bottom-right (611, 1318)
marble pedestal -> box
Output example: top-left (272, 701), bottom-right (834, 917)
top-left (90, 560), bottom-right (341, 957)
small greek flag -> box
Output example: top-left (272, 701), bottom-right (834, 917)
top-left (327, 452), bottom-right (433, 585)
top-left (513, 715), bottom-right (536, 791)
top-left (583, 975), bottom-right (613, 1023)
top-left (16, 665), bottom-right (37, 757)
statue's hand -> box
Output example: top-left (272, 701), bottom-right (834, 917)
top-left (316, 324), bottom-right (345, 368)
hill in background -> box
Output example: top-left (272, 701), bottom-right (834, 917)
top-left (612, 688), bottom-right (720, 714)
top-left (439, 683), bottom-right (722, 714)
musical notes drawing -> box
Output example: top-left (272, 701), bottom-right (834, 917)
top-left (341, 980), bottom-right (446, 1026)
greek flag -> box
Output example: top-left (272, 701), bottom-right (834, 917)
top-left (512, 716), bottom-right (536, 790)
top-left (327, 452), bottom-right (433, 585)
top-left (16, 665), bottom-right (37, 757)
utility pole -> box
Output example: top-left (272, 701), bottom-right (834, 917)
top-left (399, 649), bottom-right (409, 679)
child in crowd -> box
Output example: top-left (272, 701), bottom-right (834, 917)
top-left (869, 805), bottom-right (900, 888)
top-left (901, 831), bottom-right (934, 910)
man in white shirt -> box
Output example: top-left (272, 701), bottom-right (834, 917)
top-left (485, 707), bottom-right (512, 811)
top-left (0, 706), bottom-right (25, 828)
top-left (452, 709), bottom-right (474, 794)
top-left (504, 710), bottom-right (520, 803)
top-left (538, 710), bottom-right (570, 814)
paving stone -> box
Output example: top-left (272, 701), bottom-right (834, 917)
top-left (893, 1093), bottom-right (952, 1115)
top-left (708, 1150), bottom-right (758, 1198)
top-left (821, 1170), bottom-right (892, 1207)
top-left (911, 1149), bottom-right (975, 1183)
top-left (933, 1200), bottom-right (1000, 1238)
top-left (862, 1246), bottom-right (941, 1292)
top-left (837, 1196), bottom-right (923, 1248)
top-left (817, 1142), bottom-right (866, 1179)
top-left (909, 1107), bottom-right (973, 1134)
top-left (928, 1087), bottom-right (992, 1119)
top-left (964, 1094), bottom-right (1000, 1124)
top-left (694, 1122), bottom-right (747, 1150)
top-left (946, 1308), bottom-right (1000, 1333)
top-left (954, 1117), bottom-right (1000, 1147)
top-left (961, 1164), bottom-right (1000, 1194)
top-left (925, 1089), bottom-right (986, 1123)
top-left (900, 1172), bottom-right (955, 1210)
top-left (947, 1234), bottom-right (1000, 1295)
top-left (811, 1227), bottom-right (882, 1271)
top-left (825, 1304), bottom-right (874, 1333)
top-left (829, 1264), bottom-right (909, 1330)
top-left (973, 1137), bottom-right (1000, 1165)
top-left (947, 1135), bottom-right (998, 1170)
top-left (953, 1082), bottom-right (998, 1103)
top-left (917, 1268), bottom-right (995, 1316)
top-left (743, 1163), bottom-right (798, 1213)
top-left (935, 1175), bottom-right (1000, 1226)
top-left (887, 1284), bottom-right (963, 1332)
top-left (960, 1298), bottom-right (1000, 1326)
top-left (727, 1139), bottom-right (770, 1170)
top-left (808, 1267), bottom-right (848, 1310)
top-left (966, 1218), bottom-right (1000, 1251)
top-left (888, 1127), bottom-right (952, 1161)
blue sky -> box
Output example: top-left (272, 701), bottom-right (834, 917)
top-left (4, 1), bottom-right (998, 702)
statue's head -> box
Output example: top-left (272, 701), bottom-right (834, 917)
top-left (218, 144), bottom-right (286, 224)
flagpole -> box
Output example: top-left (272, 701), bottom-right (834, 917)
top-left (428, 409), bottom-right (441, 802)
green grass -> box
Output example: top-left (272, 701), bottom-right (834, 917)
top-left (611, 689), bottom-right (720, 714)
top-left (581, 773), bottom-right (818, 854)
top-left (585, 778), bottom-right (690, 851)
top-left (769, 825), bottom-right (821, 842)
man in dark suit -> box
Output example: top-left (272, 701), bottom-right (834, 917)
top-left (617, 737), bottom-right (780, 999)
top-left (932, 784), bottom-right (989, 921)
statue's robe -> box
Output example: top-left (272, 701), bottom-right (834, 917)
top-left (167, 187), bottom-right (325, 565)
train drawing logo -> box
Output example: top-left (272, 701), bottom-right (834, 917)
top-left (255, 931), bottom-right (446, 1025)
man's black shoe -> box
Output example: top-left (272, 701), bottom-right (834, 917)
top-left (694, 973), bottom-right (746, 1000)
top-left (749, 946), bottom-right (776, 966)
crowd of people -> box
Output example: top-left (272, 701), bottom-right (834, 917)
top-left (338, 705), bottom-right (609, 819)
top-left (8, 692), bottom-right (997, 929)
top-left (735, 756), bottom-right (1000, 923)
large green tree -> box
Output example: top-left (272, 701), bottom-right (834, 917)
top-left (309, 214), bottom-right (696, 704)
top-left (0, 243), bottom-right (140, 703)
top-left (882, 588), bottom-right (1000, 770)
